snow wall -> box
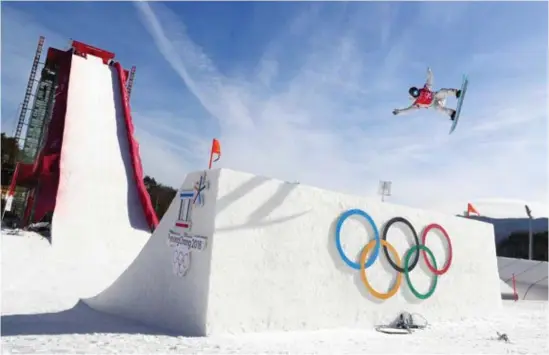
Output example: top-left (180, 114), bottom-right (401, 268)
top-left (86, 168), bottom-right (503, 335)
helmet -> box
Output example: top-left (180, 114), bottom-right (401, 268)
top-left (408, 87), bottom-right (420, 98)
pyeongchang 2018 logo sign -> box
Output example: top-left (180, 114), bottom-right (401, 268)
top-left (334, 209), bottom-right (453, 300)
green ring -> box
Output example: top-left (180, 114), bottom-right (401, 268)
top-left (404, 245), bottom-right (438, 300)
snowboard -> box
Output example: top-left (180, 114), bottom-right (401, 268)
top-left (449, 75), bottom-right (469, 134)
top-left (375, 326), bottom-right (411, 335)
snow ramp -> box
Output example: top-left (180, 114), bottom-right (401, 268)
top-left (46, 42), bottom-right (157, 299)
top-left (85, 169), bottom-right (503, 336)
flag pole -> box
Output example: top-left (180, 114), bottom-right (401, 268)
top-left (208, 150), bottom-right (214, 169)
top-left (208, 138), bottom-right (221, 169)
top-left (208, 139), bottom-right (214, 169)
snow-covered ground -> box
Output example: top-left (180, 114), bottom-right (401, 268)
top-left (2, 231), bottom-right (548, 354)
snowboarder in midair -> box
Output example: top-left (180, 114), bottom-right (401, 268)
top-left (392, 68), bottom-right (462, 120)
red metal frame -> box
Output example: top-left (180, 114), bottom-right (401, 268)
top-left (71, 40), bottom-right (115, 65)
top-left (12, 46), bottom-right (73, 226)
top-left (70, 40), bottom-right (130, 81)
top-left (114, 61), bottom-right (159, 230)
top-left (45, 47), bottom-right (63, 69)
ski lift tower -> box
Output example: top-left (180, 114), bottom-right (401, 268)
top-left (13, 36), bottom-right (45, 153)
top-left (525, 204), bottom-right (534, 260)
top-left (10, 35), bottom-right (48, 220)
top-left (378, 180), bottom-right (392, 202)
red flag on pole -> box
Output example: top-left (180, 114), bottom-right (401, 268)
top-left (208, 138), bottom-right (221, 169)
top-left (466, 203), bottom-right (479, 216)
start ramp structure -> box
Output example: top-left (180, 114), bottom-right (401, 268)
top-left (6, 39), bottom-right (158, 301)
top-left (86, 168), bottom-right (503, 336)
top-left (7, 39), bottom-right (157, 232)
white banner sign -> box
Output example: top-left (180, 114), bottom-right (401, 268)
top-left (4, 195), bottom-right (14, 212)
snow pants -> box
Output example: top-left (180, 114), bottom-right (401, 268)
top-left (432, 88), bottom-right (459, 116)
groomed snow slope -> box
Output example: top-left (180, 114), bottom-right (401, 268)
top-left (50, 53), bottom-right (150, 301)
top-left (498, 257), bottom-right (548, 300)
top-left (86, 168), bottom-right (503, 336)
top-left (3, 232), bottom-right (547, 354)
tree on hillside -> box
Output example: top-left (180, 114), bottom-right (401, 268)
top-left (1, 133), bottom-right (20, 186)
top-left (143, 175), bottom-right (176, 220)
top-left (144, 175), bottom-right (158, 194)
top-left (497, 231), bottom-right (548, 261)
top-left (1, 133), bottom-right (20, 165)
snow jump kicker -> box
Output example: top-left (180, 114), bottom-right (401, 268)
top-left (335, 208), bottom-right (453, 300)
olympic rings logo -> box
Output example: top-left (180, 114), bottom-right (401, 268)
top-left (335, 209), bottom-right (453, 300)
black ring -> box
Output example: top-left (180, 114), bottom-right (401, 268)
top-left (381, 217), bottom-right (420, 273)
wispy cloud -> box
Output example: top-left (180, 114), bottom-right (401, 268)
top-left (1, 2), bottom-right (193, 183)
top-left (2, 2), bottom-right (547, 217)
top-left (134, 2), bottom-right (547, 214)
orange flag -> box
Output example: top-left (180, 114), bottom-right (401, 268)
top-left (467, 203), bottom-right (479, 216)
top-left (208, 138), bottom-right (221, 169)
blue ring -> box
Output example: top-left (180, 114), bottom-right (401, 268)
top-left (335, 208), bottom-right (380, 270)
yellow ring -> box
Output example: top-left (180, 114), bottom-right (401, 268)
top-left (360, 239), bottom-right (402, 300)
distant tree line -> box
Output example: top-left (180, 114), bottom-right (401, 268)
top-left (143, 175), bottom-right (177, 220)
top-left (1, 133), bottom-right (20, 186)
top-left (497, 231), bottom-right (548, 261)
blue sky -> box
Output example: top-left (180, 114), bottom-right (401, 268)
top-left (2, 1), bottom-right (548, 216)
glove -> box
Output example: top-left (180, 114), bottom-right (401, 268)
top-left (392, 109), bottom-right (399, 115)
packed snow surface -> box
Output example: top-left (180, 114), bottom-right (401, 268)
top-left (2, 231), bottom-right (547, 354)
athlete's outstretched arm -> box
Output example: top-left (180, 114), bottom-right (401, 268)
top-left (393, 105), bottom-right (419, 115)
top-left (425, 67), bottom-right (433, 90)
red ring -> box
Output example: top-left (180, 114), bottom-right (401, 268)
top-left (421, 223), bottom-right (452, 275)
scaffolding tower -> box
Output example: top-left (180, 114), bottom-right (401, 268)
top-left (21, 66), bottom-right (58, 163)
top-left (13, 36), bottom-right (45, 152)
top-left (10, 36), bottom-right (59, 221)
top-left (126, 65), bottom-right (137, 101)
